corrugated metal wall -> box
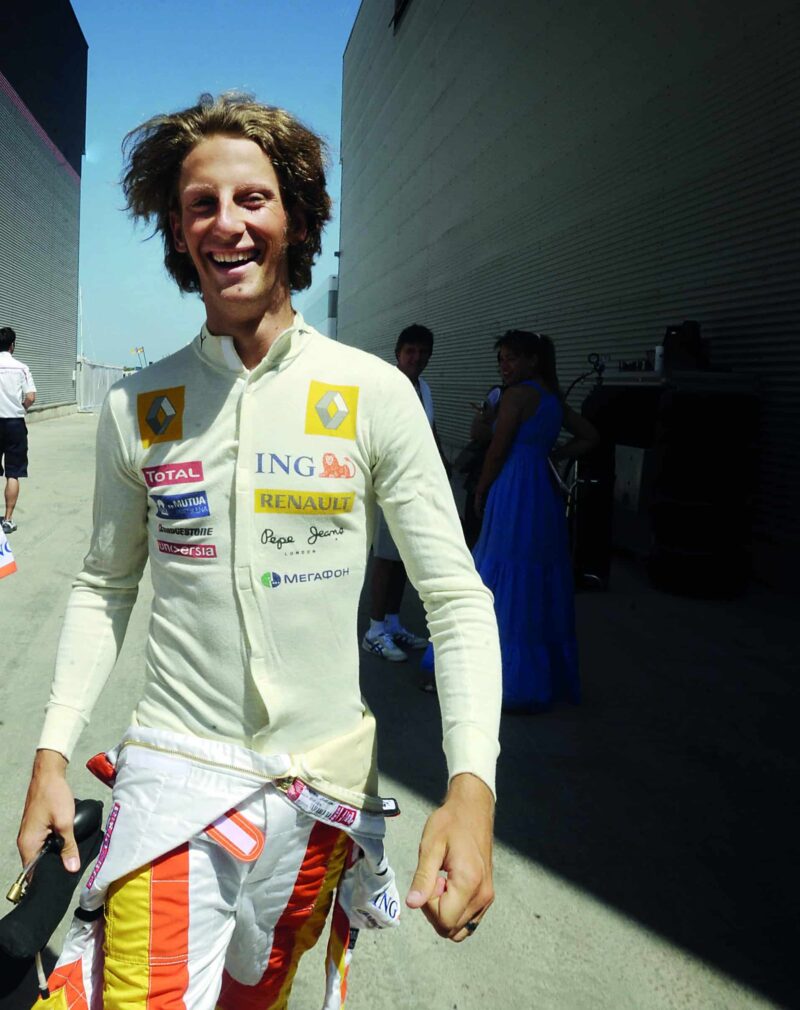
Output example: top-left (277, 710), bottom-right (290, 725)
top-left (338, 0), bottom-right (800, 576)
top-left (0, 75), bottom-right (81, 407)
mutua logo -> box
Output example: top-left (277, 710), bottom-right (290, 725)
top-left (142, 460), bottom-right (204, 488)
top-left (254, 452), bottom-right (355, 479)
top-left (151, 490), bottom-right (210, 520)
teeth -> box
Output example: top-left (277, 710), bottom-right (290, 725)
top-left (211, 251), bottom-right (256, 264)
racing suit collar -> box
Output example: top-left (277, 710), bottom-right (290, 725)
top-left (195, 312), bottom-right (313, 375)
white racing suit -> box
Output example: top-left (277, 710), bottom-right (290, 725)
top-left (39, 726), bottom-right (400, 1010)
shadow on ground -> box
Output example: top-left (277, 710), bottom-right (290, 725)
top-left (359, 555), bottom-right (799, 1010)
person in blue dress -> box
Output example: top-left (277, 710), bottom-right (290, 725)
top-left (471, 330), bottom-right (598, 712)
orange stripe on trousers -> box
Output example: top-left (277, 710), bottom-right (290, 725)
top-left (217, 822), bottom-right (348, 1010)
top-left (46, 956), bottom-right (89, 1009)
top-left (147, 842), bottom-right (190, 1010)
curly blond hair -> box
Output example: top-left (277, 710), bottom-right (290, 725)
top-left (121, 92), bottom-right (331, 293)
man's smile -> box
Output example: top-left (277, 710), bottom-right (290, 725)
top-left (208, 249), bottom-right (260, 267)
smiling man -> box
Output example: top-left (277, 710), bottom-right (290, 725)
top-left (16, 93), bottom-right (501, 1010)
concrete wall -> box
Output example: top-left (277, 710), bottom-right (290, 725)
top-left (339, 0), bottom-right (800, 580)
top-left (0, 1), bottom-right (87, 408)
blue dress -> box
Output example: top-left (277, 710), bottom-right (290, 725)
top-left (472, 380), bottom-right (580, 711)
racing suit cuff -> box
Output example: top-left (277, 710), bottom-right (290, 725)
top-left (38, 704), bottom-right (88, 762)
top-left (443, 725), bottom-right (499, 800)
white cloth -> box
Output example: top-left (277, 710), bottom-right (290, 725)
top-left (373, 371), bottom-right (436, 561)
top-left (0, 351), bottom-right (35, 418)
top-left (46, 726), bottom-right (399, 1010)
top-left (81, 726), bottom-right (396, 913)
top-left (417, 374), bottom-right (435, 425)
top-left (0, 526), bottom-right (16, 578)
top-left (39, 314), bottom-right (502, 799)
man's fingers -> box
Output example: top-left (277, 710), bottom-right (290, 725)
top-left (420, 898), bottom-right (451, 937)
top-left (406, 841), bottom-right (446, 908)
top-left (17, 826), bottom-right (45, 868)
top-left (59, 830), bottom-right (80, 874)
top-left (450, 908), bottom-right (488, 943)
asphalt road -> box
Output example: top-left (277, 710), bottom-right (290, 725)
top-left (0, 412), bottom-right (795, 1010)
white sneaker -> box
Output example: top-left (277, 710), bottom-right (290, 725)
top-left (361, 632), bottom-right (408, 662)
top-left (391, 627), bottom-right (428, 650)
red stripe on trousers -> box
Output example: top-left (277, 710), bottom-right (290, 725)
top-left (217, 821), bottom-right (345, 1010)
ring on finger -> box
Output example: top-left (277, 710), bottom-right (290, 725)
top-left (464, 919), bottom-right (479, 934)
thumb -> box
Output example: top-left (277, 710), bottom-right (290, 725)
top-left (55, 823), bottom-right (80, 874)
top-left (406, 841), bottom-right (445, 908)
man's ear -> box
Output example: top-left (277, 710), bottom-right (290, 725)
top-left (170, 210), bottom-right (188, 253)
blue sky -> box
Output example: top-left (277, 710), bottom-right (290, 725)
top-left (70, 0), bottom-right (362, 365)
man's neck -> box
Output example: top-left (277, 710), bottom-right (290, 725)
top-left (206, 300), bottom-right (295, 370)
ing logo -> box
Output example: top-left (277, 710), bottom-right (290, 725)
top-left (304, 381), bottom-right (359, 440)
top-left (137, 387), bottom-right (185, 448)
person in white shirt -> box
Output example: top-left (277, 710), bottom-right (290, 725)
top-left (15, 94), bottom-right (501, 1009)
top-left (0, 326), bottom-right (36, 534)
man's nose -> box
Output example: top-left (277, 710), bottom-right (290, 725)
top-left (213, 198), bottom-right (245, 236)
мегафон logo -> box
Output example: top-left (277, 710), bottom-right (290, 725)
top-left (260, 568), bottom-right (349, 589)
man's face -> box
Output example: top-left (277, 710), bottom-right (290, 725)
top-left (396, 341), bottom-right (431, 382)
top-left (170, 134), bottom-right (303, 331)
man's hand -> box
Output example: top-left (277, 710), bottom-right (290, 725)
top-left (406, 772), bottom-right (495, 941)
top-left (17, 750), bottom-right (79, 872)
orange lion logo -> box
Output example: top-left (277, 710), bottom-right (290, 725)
top-left (320, 452), bottom-right (356, 479)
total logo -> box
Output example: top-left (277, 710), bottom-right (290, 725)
top-left (142, 460), bottom-right (203, 488)
top-left (260, 568), bottom-right (350, 588)
top-left (254, 451), bottom-right (355, 479)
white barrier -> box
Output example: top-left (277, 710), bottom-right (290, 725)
top-left (76, 356), bottom-right (129, 412)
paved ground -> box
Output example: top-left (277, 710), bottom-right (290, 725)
top-left (0, 412), bottom-right (796, 1010)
